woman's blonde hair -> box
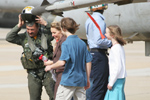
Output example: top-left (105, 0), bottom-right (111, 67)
top-left (51, 22), bottom-right (61, 31)
top-left (61, 17), bottom-right (80, 34)
top-left (107, 25), bottom-right (126, 46)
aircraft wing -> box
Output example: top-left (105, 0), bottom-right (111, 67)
top-left (44, 0), bottom-right (149, 15)
top-left (45, 0), bottom-right (124, 12)
top-left (32, 0), bottom-right (133, 15)
top-left (32, 0), bottom-right (148, 16)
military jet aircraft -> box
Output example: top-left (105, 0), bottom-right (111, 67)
top-left (0, 0), bottom-right (133, 27)
top-left (0, 0), bottom-right (149, 56)
top-left (0, 0), bottom-right (146, 27)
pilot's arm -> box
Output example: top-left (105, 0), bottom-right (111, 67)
top-left (36, 16), bottom-right (53, 41)
top-left (18, 14), bottom-right (25, 28)
top-left (35, 16), bottom-right (48, 26)
top-left (6, 14), bottom-right (25, 45)
top-left (36, 16), bottom-right (53, 59)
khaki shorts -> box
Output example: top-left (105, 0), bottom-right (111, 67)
top-left (56, 85), bottom-right (86, 100)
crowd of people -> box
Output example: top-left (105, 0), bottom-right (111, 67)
top-left (6, 5), bottom-right (127, 100)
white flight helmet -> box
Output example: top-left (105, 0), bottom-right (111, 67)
top-left (22, 6), bottom-right (34, 14)
top-left (21, 6), bottom-right (37, 23)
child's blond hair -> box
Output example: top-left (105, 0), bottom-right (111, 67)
top-left (108, 25), bottom-right (126, 46)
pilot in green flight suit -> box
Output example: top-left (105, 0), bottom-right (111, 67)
top-left (6, 7), bottom-right (55, 100)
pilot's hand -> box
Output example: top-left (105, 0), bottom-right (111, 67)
top-left (45, 65), bottom-right (52, 72)
top-left (17, 14), bottom-right (24, 28)
top-left (35, 16), bottom-right (47, 26)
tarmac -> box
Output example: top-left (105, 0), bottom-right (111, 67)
top-left (0, 28), bottom-right (150, 100)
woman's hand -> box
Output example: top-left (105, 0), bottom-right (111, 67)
top-left (45, 65), bottom-right (52, 72)
top-left (44, 60), bottom-right (53, 66)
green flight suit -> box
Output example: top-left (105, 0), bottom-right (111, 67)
top-left (6, 23), bottom-right (55, 100)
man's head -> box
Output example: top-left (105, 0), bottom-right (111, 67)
top-left (90, 4), bottom-right (108, 14)
top-left (26, 22), bottom-right (39, 37)
top-left (95, 10), bottom-right (104, 14)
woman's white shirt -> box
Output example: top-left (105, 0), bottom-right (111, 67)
top-left (108, 44), bottom-right (127, 87)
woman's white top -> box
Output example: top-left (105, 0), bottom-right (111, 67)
top-left (108, 44), bottom-right (127, 87)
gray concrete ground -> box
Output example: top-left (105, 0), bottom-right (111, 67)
top-left (0, 28), bottom-right (150, 100)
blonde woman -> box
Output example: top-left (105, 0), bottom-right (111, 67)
top-left (44, 22), bottom-right (67, 100)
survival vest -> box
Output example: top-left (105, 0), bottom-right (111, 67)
top-left (21, 28), bottom-right (52, 69)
